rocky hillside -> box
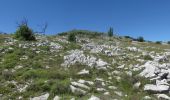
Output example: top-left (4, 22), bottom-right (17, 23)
top-left (0, 33), bottom-right (170, 100)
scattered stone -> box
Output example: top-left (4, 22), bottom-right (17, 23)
top-left (157, 94), bottom-right (170, 100)
top-left (20, 55), bottom-right (28, 60)
top-left (53, 95), bottom-right (61, 100)
top-left (77, 69), bottom-right (89, 75)
top-left (96, 88), bottom-right (106, 92)
top-left (30, 93), bottom-right (49, 100)
top-left (108, 86), bottom-right (117, 90)
top-left (127, 47), bottom-right (139, 52)
top-left (96, 59), bottom-right (108, 68)
top-left (71, 82), bottom-right (90, 90)
top-left (117, 64), bottom-right (125, 69)
top-left (133, 82), bottom-right (141, 89)
top-left (70, 98), bottom-right (75, 100)
top-left (15, 65), bottom-right (23, 70)
top-left (125, 71), bottom-right (132, 76)
top-left (144, 84), bottom-right (169, 93)
top-left (70, 85), bottom-right (87, 96)
top-left (114, 91), bottom-right (123, 96)
top-left (78, 79), bottom-right (94, 85)
top-left (104, 92), bottom-right (110, 95)
top-left (18, 84), bottom-right (28, 92)
top-left (143, 96), bottom-right (152, 100)
top-left (88, 95), bottom-right (100, 100)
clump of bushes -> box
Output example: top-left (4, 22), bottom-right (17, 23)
top-left (155, 41), bottom-right (162, 44)
top-left (124, 36), bottom-right (145, 42)
top-left (14, 19), bottom-right (36, 41)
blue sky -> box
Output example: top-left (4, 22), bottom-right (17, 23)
top-left (0, 0), bottom-right (170, 41)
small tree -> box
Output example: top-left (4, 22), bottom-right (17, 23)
top-left (15, 19), bottom-right (36, 41)
top-left (68, 33), bottom-right (76, 42)
top-left (137, 36), bottom-right (144, 42)
top-left (108, 27), bottom-right (113, 37)
top-left (167, 41), bottom-right (170, 44)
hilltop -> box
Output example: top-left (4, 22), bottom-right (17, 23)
top-left (0, 31), bottom-right (170, 100)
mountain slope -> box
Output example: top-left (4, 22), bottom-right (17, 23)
top-left (0, 33), bottom-right (170, 100)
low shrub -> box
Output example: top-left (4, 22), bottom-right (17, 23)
top-left (15, 24), bottom-right (36, 41)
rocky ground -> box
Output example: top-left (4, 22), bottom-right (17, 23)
top-left (0, 33), bottom-right (170, 100)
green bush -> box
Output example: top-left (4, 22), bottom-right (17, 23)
top-left (137, 36), bottom-right (144, 42)
top-left (15, 24), bottom-right (36, 41)
top-left (68, 33), bottom-right (76, 42)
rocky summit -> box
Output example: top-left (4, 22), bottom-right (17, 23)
top-left (0, 33), bottom-right (170, 100)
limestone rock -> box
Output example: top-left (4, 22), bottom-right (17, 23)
top-left (144, 84), bottom-right (169, 93)
top-left (30, 93), bottom-right (49, 100)
top-left (88, 95), bottom-right (100, 100)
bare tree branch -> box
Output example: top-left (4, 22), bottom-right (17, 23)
top-left (16, 17), bottom-right (28, 27)
top-left (36, 22), bottom-right (48, 34)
